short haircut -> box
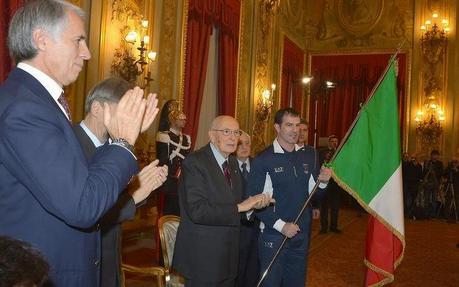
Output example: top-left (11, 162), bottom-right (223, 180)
top-left (239, 130), bottom-right (250, 140)
top-left (274, 108), bottom-right (300, 125)
top-left (84, 77), bottom-right (133, 114)
top-left (329, 134), bottom-right (338, 141)
top-left (300, 119), bottom-right (308, 126)
top-left (0, 236), bottom-right (49, 287)
top-left (431, 149), bottom-right (440, 156)
top-left (8, 0), bottom-right (85, 63)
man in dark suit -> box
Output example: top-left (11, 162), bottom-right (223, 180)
top-left (319, 135), bottom-right (342, 234)
top-left (236, 131), bottom-right (260, 287)
top-left (73, 78), bottom-right (168, 287)
top-left (173, 116), bottom-right (273, 287)
top-left (0, 1), bottom-right (158, 286)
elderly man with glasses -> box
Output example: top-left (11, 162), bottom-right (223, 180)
top-left (173, 115), bottom-right (274, 287)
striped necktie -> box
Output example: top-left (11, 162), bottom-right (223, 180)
top-left (57, 92), bottom-right (72, 122)
top-left (222, 160), bottom-right (232, 188)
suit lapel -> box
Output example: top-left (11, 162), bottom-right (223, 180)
top-left (9, 68), bottom-right (68, 122)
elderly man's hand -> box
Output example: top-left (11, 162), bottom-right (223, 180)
top-left (237, 193), bottom-right (275, 212)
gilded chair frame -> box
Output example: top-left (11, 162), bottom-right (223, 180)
top-left (158, 215), bottom-right (180, 271)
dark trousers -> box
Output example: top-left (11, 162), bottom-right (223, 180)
top-left (237, 223), bottom-right (260, 287)
top-left (320, 185), bottom-right (340, 231)
top-left (163, 193), bottom-right (180, 216)
top-left (258, 231), bottom-right (309, 287)
top-left (185, 278), bottom-right (235, 287)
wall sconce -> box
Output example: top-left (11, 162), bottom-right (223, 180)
top-left (252, 83), bottom-right (276, 157)
top-left (420, 12), bottom-right (449, 65)
top-left (414, 93), bottom-right (445, 148)
top-left (111, 18), bottom-right (157, 88)
top-left (256, 84), bottom-right (275, 122)
top-left (416, 11), bottom-right (449, 149)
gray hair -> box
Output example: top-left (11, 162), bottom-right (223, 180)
top-left (8, 0), bottom-right (85, 63)
top-left (240, 130), bottom-right (251, 140)
top-left (85, 78), bottom-right (133, 114)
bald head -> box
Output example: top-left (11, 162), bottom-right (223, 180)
top-left (209, 116), bottom-right (240, 158)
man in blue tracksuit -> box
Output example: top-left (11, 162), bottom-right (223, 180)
top-left (247, 108), bottom-right (331, 286)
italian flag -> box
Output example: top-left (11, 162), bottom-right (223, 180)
top-left (330, 60), bottom-right (405, 286)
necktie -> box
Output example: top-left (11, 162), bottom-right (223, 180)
top-left (222, 161), bottom-right (232, 188)
top-left (57, 92), bottom-right (72, 122)
top-left (241, 162), bottom-right (249, 181)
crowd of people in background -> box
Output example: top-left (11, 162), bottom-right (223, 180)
top-left (402, 150), bottom-right (459, 221)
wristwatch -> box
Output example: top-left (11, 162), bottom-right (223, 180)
top-left (112, 138), bottom-right (134, 152)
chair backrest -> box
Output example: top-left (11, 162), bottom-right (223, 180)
top-left (158, 215), bottom-right (180, 270)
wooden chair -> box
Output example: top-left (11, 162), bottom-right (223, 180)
top-left (120, 264), bottom-right (166, 287)
top-left (158, 215), bottom-right (184, 287)
top-left (120, 207), bottom-right (166, 287)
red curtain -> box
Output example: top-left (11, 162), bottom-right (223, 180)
top-left (281, 38), bottom-right (305, 109)
top-left (217, 0), bottom-right (240, 116)
top-left (183, 0), bottom-right (240, 148)
top-left (183, 0), bottom-right (213, 147)
top-left (0, 0), bottom-right (24, 82)
top-left (308, 53), bottom-right (406, 147)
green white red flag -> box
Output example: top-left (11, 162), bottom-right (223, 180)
top-left (330, 60), bottom-right (405, 286)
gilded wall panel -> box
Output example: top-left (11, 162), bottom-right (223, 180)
top-left (236, 0), bottom-right (255, 132)
top-left (305, 0), bottom-right (414, 50)
top-left (158, 0), bottom-right (180, 104)
top-left (250, 1), bottom-right (281, 155)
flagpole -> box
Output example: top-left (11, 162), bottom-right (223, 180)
top-left (256, 42), bottom-right (405, 287)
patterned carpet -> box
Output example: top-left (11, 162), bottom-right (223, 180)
top-left (123, 208), bottom-right (459, 286)
top-left (307, 209), bottom-right (459, 287)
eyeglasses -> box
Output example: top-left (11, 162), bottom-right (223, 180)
top-left (212, 129), bottom-right (242, 137)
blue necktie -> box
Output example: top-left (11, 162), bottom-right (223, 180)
top-left (241, 162), bottom-right (249, 181)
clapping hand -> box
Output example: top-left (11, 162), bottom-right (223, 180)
top-left (140, 93), bottom-right (159, 133)
top-left (104, 87), bottom-right (159, 145)
top-left (131, 160), bottom-right (168, 204)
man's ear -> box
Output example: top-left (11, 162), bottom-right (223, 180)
top-left (208, 130), bottom-right (215, 144)
top-left (90, 101), bottom-right (104, 117)
top-left (32, 28), bottom-right (49, 52)
top-left (274, 123), bottom-right (280, 133)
